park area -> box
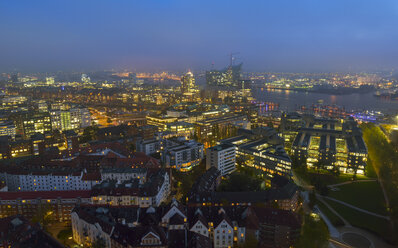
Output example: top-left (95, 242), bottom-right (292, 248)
top-left (329, 181), bottom-right (388, 215)
top-left (324, 198), bottom-right (392, 241)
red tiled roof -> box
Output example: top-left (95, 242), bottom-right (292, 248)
top-left (81, 171), bottom-right (101, 181)
top-left (0, 190), bottom-right (91, 200)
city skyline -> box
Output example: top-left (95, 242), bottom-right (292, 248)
top-left (1, 0), bottom-right (398, 72)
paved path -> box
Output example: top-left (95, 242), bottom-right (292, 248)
top-left (322, 196), bottom-right (390, 220)
top-left (316, 194), bottom-right (351, 227)
top-left (328, 179), bottom-right (377, 188)
top-left (314, 204), bottom-right (340, 238)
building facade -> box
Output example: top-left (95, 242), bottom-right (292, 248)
top-left (206, 144), bottom-right (236, 177)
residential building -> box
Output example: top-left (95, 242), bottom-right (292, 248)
top-left (2, 170), bottom-right (100, 191)
top-left (0, 216), bottom-right (65, 248)
top-left (220, 127), bottom-right (292, 178)
top-left (291, 116), bottom-right (368, 174)
top-left (189, 173), bottom-right (299, 212)
top-left (0, 191), bottom-right (91, 222)
top-left (12, 112), bottom-right (52, 139)
top-left (136, 138), bottom-right (161, 155)
top-left (0, 121), bottom-right (16, 139)
top-left (206, 144), bottom-right (236, 176)
top-left (71, 200), bottom-right (300, 248)
top-left (161, 137), bottom-right (204, 172)
top-left (91, 170), bottom-right (170, 208)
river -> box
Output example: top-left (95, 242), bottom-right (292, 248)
top-left (253, 88), bottom-right (398, 115)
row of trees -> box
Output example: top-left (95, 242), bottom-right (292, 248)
top-left (361, 123), bottom-right (398, 242)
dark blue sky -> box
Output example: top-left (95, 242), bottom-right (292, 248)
top-left (1, 0), bottom-right (398, 72)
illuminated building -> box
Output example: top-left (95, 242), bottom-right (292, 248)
top-left (0, 96), bottom-right (27, 111)
top-left (81, 73), bottom-right (91, 83)
top-left (4, 170), bottom-right (99, 191)
top-left (291, 116), bottom-right (367, 175)
top-left (50, 108), bottom-right (91, 131)
top-left (14, 112), bottom-right (52, 139)
top-left (220, 127), bottom-right (292, 178)
top-left (195, 114), bottom-right (249, 147)
top-left (71, 201), bottom-right (300, 248)
top-left (206, 63), bottom-right (242, 87)
top-left (181, 70), bottom-right (196, 93)
top-left (36, 100), bottom-right (48, 112)
top-left (0, 191), bottom-right (91, 223)
top-left (146, 116), bottom-right (178, 130)
top-left (166, 121), bottom-right (194, 137)
top-left (206, 144), bottom-right (236, 176)
top-left (91, 170), bottom-right (170, 208)
top-left (136, 138), bottom-right (161, 155)
top-left (161, 137), bottom-right (204, 172)
top-left (0, 121), bottom-right (16, 139)
top-left (45, 76), bottom-right (55, 85)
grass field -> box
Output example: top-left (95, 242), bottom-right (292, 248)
top-left (316, 199), bottom-right (344, 227)
top-left (324, 199), bottom-right (392, 242)
top-left (329, 181), bottom-right (388, 215)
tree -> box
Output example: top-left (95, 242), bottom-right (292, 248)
top-left (308, 192), bottom-right (316, 210)
top-left (57, 228), bottom-right (72, 245)
top-left (31, 204), bottom-right (54, 230)
top-left (80, 125), bottom-right (99, 143)
top-left (295, 214), bottom-right (329, 248)
top-left (236, 233), bottom-right (258, 248)
top-left (88, 238), bottom-right (106, 248)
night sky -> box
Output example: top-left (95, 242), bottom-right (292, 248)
top-left (1, 0), bottom-right (398, 72)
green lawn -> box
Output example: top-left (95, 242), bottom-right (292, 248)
top-left (329, 181), bottom-right (388, 215)
top-left (315, 199), bottom-right (344, 227)
top-left (295, 168), bottom-right (371, 186)
top-left (324, 199), bottom-right (392, 242)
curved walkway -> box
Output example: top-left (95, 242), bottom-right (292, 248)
top-left (322, 196), bottom-right (390, 220)
top-left (314, 204), bottom-right (340, 238)
top-left (328, 179), bottom-right (377, 188)
top-left (316, 194), bottom-right (351, 227)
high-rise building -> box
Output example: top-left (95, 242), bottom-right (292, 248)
top-left (45, 77), bottom-right (55, 85)
top-left (180, 71), bottom-right (196, 93)
top-left (81, 74), bottom-right (90, 83)
top-left (206, 143), bottom-right (236, 176)
top-left (206, 63), bottom-right (242, 87)
top-left (50, 108), bottom-right (91, 131)
top-left (14, 112), bottom-right (52, 139)
top-left (0, 121), bottom-right (16, 139)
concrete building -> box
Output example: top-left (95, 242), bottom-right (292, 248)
top-left (0, 121), bottom-right (16, 139)
top-left (136, 138), bottom-right (161, 155)
top-left (220, 127), bottom-right (292, 179)
top-left (0, 190), bottom-right (91, 222)
top-left (1, 170), bottom-right (100, 192)
top-left (91, 170), bottom-right (170, 208)
top-left (291, 116), bottom-right (368, 175)
top-left (161, 137), bottom-right (204, 172)
top-left (206, 144), bottom-right (236, 176)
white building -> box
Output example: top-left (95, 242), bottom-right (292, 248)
top-left (101, 168), bottom-right (147, 184)
top-left (50, 108), bottom-right (91, 131)
top-left (91, 170), bottom-right (170, 208)
top-left (136, 138), bottom-right (161, 155)
top-left (189, 209), bottom-right (209, 237)
top-left (213, 209), bottom-right (234, 248)
top-left (72, 207), bottom-right (113, 248)
top-left (206, 144), bottom-right (236, 176)
top-left (161, 137), bottom-right (204, 172)
top-left (3, 171), bottom-right (100, 191)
